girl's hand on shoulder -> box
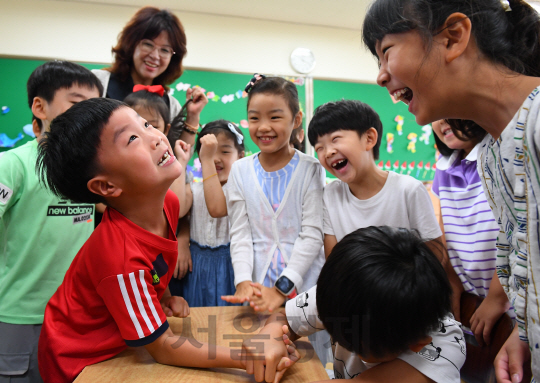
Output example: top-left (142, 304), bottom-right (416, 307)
top-left (470, 293), bottom-right (511, 346)
top-left (174, 139), bottom-right (191, 168)
top-left (199, 134), bottom-right (218, 163)
top-left (161, 296), bottom-right (190, 318)
top-left (221, 280), bottom-right (253, 304)
top-left (186, 87), bottom-right (208, 118)
top-left (249, 282), bottom-right (286, 313)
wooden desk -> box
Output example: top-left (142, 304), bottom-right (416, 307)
top-left (75, 306), bottom-right (329, 382)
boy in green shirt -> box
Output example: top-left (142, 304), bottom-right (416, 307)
top-left (0, 61), bottom-right (102, 382)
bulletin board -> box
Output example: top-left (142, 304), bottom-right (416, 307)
top-left (313, 79), bottom-right (438, 181)
top-left (0, 57), bottom-right (436, 181)
top-left (0, 57), bottom-right (306, 162)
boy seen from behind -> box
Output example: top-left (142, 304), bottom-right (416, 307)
top-left (244, 226), bottom-right (466, 382)
top-left (0, 61), bottom-right (102, 382)
top-left (35, 98), bottom-right (297, 383)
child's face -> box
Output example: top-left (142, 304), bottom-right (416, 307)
top-left (96, 107), bottom-right (182, 195)
top-left (131, 104), bottom-right (168, 135)
top-left (314, 129), bottom-right (377, 183)
top-left (248, 93), bottom-right (301, 155)
top-left (375, 31), bottom-right (446, 126)
top-left (35, 85), bottom-right (100, 136)
top-left (432, 120), bottom-right (476, 152)
top-left (132, 30), bottom-right (172, 85)
top-left (213, 133), bottom-right (243, 185)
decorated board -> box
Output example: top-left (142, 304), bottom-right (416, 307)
top-left (0, 57), bottom-right (306, 162)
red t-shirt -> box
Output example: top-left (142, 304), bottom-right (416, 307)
top-left (38, 190), bottom-right (179, 383)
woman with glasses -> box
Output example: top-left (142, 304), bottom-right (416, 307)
top-left (92, 6), bottom-right (207, 147)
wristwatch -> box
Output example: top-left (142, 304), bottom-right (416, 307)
top-left (275, 275), bottom-right (295, 296)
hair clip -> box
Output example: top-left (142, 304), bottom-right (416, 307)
top-left (500, 0), bottom-right (511, 12)
top-left (244, 73), bottom-right (266, 93)
top-left (227, 123), bottom-right (244, 145)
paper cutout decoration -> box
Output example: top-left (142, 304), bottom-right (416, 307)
top-left (395, 115), bottom-right (404, 135)
top-left (23, 124), bottom-right (35, 138)
top-left (240, 120), bottom-right (249, 128)
top-left (377, 161), bottom-right (383, 170)
top-left (0, 133), bottom-right (24, 148)
top-left (386, 132), bottom-right (394, 153)
top-left (176, 82), bottom-right (191, 91)
top-left (407, 132), bottom-right (418, 153)
top-left (407, 161), bottom-right (415, 175)
top-left (207, 91), bottom-right (215, 99)
top-left (384, 161), bottom-right (391, 171)
top-left (1, 106), bottom-right (9, 114)
top-left (419, 125), bottom-right (432, 145)
top-left (416, 161), bottom-right (424, 178)
top-left (400, 161), bottom-right (407, 174)
top-left (423, 162), bottom-right (431, 178)
top-left (393, 160), bottom-right (400, 173)
top-left (221, 94), bottom-right (235, 104)
top-left (432, 163), bottom-right (437, 177)
top-left (236, 90), bottom-right (243, 99)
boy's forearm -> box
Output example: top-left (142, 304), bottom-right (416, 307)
top-left (146, 329), bottom-right (244, 369)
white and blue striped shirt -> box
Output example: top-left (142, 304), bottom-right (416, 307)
top-left (253, 152), bottom-right (300, 288)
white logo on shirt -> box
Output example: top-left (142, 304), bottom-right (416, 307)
top-left (0, 182), bottom-right (13, 204)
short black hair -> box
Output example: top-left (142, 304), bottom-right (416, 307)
top-left (124, 90), bottom-right (170, 127)
top-left (27, 61), bottom-right (104, 129)
top-left (317, 226), bottom-right (451, 359)
top-left (195, 119), bottom-right (245, 155)
top-left (37, 98), bottom-right (125, 204)
top-left (308, 100), bottom-right (383, 160)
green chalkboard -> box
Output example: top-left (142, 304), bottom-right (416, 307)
top-left (313, 79), bottom-right (438, 181)
top-left (0, 58), bottom-right (306, 163)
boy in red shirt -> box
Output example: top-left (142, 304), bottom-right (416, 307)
top-left (36, 98), bottom-right (296, 382)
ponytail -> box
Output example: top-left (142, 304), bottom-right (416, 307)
top-left (503, 0), bottom-right (540, 76)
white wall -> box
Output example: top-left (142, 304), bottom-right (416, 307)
top-left (0, 0), bottom-right (380, 83)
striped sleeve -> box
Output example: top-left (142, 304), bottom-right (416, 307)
top-left (97, 270), bottom-right (169, 346)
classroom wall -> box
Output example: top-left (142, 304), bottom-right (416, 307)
top-left (0, 0), bottom-right (379, 83)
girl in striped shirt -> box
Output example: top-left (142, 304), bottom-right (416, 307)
top-left (432, 119), bottom-right (512, 347)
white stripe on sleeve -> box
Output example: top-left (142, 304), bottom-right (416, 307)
top-left (129, 272), bottom-right (155, 333)
top-left (117, 274), bottom-right (144, 339)
top-left (139, 270), bottom-right (163, 327)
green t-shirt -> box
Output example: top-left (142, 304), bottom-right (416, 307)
top-left (0, 140), bottom-right (94, 324)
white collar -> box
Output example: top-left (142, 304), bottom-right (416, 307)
top-left (436, 143), bottom-right (479, 170)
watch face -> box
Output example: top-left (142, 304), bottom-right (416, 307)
top-left (290, 48), bottom-right (316, 74)
top-left (276, 276), bottom-right (295, 295)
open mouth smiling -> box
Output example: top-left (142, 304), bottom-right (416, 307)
top-left (392, 87), bottom-right (413, 105)
top-left (158, 149), bottom-right (174, 166)
top-left (331, 158), bottom-right (348, 170)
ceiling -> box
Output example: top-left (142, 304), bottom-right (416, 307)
top-left (62, 0), bottom-right (372, 30)
top-left (60, 0), bottom-right (540, 31)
